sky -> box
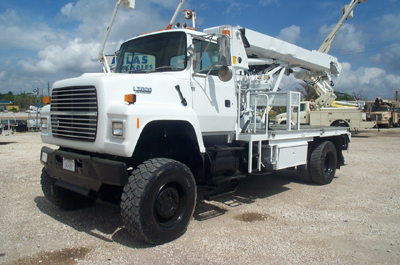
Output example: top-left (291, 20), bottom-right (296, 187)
top-left (0, 0), bottom-right (399, 100)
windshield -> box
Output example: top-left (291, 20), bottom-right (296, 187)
top-left (371, 106), bottom-right (390, 112)
top-left (115, 32), bottom-right (187, 73)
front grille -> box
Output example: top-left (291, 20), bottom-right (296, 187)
top-left (50, 86), bottom-right (98, 142)
top-left (370, 114), bottom-right (382, 121)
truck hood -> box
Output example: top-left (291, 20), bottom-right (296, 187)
top-left (53, 72), bottom-right (190, 106)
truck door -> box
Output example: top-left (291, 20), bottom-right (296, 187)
top-left (190, 38), bottom-right (236, 133)
top-left (300, 102), bottom-right (309, 124)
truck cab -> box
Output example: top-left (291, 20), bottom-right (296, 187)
top-left (39, 24), bottom-right (350, 245)
top-left (367, 98), bottom-right (399, 128)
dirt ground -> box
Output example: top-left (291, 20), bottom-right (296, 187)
top-left (1, 129), bottom-right (399, 264)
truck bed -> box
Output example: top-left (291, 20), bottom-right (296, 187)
top-left (238, 123), bottom-right (350, 142)
top-left (237, 124), bottom-right (350, 173)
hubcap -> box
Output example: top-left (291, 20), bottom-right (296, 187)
top-left (156, 187), bottom-right (180, 220)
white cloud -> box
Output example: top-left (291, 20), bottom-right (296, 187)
top-left (259, 0), bottom-right (278, 6)
top-left (226, 2), bottom-right (242, 14)
top-left (19, 40), bottom-right (101, 74)
top-left (333, 62), bottom-right (400, 100)
top-left (148, 0), bottom-right (188, 10)
top-left (380, 13), bottom-right (400, 41)
top-left (371, 44), bottom-right (400, 71)
top-left (61, 3), bottom-right (74, 17)
top-left (0, 9), bottom-right (69, 51)
top-left (0, 0), bottom-right (185, 94)
top-left (277, 25), bottom-right (300, 44)
top-left (57, 0), bottom-right (171, 50)
top-left (277, 62), bottom-right (400, 100)
top-left (370, 13), bottom-right (400, 71)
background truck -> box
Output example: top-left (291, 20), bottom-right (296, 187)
top-left (275, 0), bottom-right (373, 131)
top-left (39, 0), bottom-right (350, 245)
top-left (276, 101), bottom-right (374, 131)
top-left (367, 97), bottom-right (399, 128)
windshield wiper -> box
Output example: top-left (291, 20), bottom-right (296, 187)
top-left (127, 69), bottom-right (148, 73)
top-left (147, 66), bottom-right (184, 73)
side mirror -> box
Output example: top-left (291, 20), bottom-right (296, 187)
top-left (217, 35), bottom-right (232, 82)
top-left (218, 66), bottom-right (233, 82)
top-left (187, 44), bottom-right (196, 58)
top-left (217, 35), bottom-right (231, 66)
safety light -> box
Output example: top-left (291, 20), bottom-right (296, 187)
top-left (124, 94), bottom-right (136, 104)
top-left (43, 97), bottom-right (51, 104)
top-left (222, 30), bottom-right (230, 36)
top-left (112, 121), bottom-right (124, 137)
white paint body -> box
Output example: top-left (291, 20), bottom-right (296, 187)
top-left (41, 26), bottom-right (351, 173)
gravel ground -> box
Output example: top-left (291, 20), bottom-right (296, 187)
top-left (1, 129), bottom-right (399, 264)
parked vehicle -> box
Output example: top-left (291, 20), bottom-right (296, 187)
top-left (367, 97), bottom-right (399, 128)
top-left (276, 101), bottom-right (375, 131)
top-left (1, 120), bottom-right (28, 132)
top-left (39, 0), bottom-right (352, 245)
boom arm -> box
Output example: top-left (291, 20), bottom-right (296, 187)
top-left (311, 0), bottom-right (367, 107)
top-left (97, 0), bottom-right (135, 73)
top-left (318, 0), bottom-right (367, 54)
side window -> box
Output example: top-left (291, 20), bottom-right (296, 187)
top-left (193, 39), bottom-right (220, 76)
top-left (300, 103), bottom-right (306, 112)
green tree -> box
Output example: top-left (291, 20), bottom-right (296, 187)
top-left (335, 91), bottom-right (353, 101)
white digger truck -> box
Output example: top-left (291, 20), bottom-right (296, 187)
top-left (39, 0), bottom-right (351, 244)
top-left (275, 0), bottom-right (375, 131)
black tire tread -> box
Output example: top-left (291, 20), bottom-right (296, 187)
top-left (297, 164), bottom-right (311, 182)
top-left (309, 141), bottom-right (337, 185)
top-left (40, 168), bottom-right (96, 210)
top-left (120, 158), bottom-right (196, 244)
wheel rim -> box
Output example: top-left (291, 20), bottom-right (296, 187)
top-left (324, 152), bottom-right (334, 176)
top-left (155, 181), bottom-right (186, 228)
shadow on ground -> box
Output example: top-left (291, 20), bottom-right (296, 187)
top-left (35, 169), bottom-right (303, 248)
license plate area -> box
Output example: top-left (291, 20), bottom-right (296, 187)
top-left (63, 157), bottom-right (75, 172)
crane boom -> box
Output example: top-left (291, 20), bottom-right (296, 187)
top-left (310, 0), bottom-right (367, 108)
top-left (318, 0), bottom-right (367, 54)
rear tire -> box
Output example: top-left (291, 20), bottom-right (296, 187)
top-left (309, 141), bottom-right (337, 185)
top-left (297, 164), bottom-right (311, 182)
top-left (331, 120), bottom-right (349, 127)
top-left (40, 168), bottom-right (96, 210)
top-left (121, 158), bottom-right (196, 245)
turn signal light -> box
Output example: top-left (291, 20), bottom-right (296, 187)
top-left (43, 97), bottom-right (51, 104)
top-left (222, 30), bottom-right (230, 36)
top-left (124, 94), bottom-right (136, 104)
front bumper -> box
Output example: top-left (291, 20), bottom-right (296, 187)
top-left (40, 146), bottom-right (128, 192)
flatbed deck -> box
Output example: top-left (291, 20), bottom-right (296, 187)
top-left (236, 124), bottom-right (350, 173)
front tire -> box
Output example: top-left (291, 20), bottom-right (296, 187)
top-left (121, 158), bottom-right (196, 245)
top-left (309, 141), bottom-right (337, 185)
top-left (40, 168), bottom-right (96, 210)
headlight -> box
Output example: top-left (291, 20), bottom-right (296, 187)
top-left (41, 118), bottom-right (48, 130)
top-left (112, 121), bottom-right (124, 137)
